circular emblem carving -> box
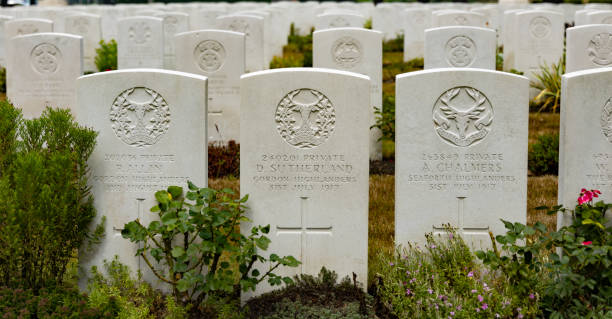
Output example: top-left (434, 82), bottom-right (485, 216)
top-left (128, 22), bottom-right (151, 44)
top-left (275, 89), bottom-right (335, 149)
top-left (588, 33), bottom-right (612, 67)
top-left (163, 16), bottom-right (178, 34)
top-left (603, 16), bottom-right (612, 24)
top-left (30, 43), bottom-right (61, 74)
top-left (601, 98), bottom-right (612, 143)
top-left (71, 17), bottom-right (89, 34)
top-left (454, 15), bottom-right (469, 25)
top-left (110, 87), bottom-right (171, 148)
top-left (529, 16), bottom-right (551, 39)
top-left (17, 23), bottom-right (39, 36)
top-left (194, 40), bottom-right (226, 73)
top-left (331, 37), bottom-right (362, 68)
top-left (228, 19), bottom-right (250, 36)
top-left (330, 16), bottom-right (350, 28)
top-left (445, 36), bottom-right (476, 67)
top-left (433, 87), bottom-right (494, 147)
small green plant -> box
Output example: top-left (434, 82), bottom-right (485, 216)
top-left (373, 92), bottom-right (395, 142)
top-left (528, 133), bottom-right (559, 176)
top-left (0, 102), bottom-right (98, 291)
top-left (0, 67), bottom-right (6, 93)
top-left (477, 189), bottom-right (612, 318)
top-left (95, 39), bottom-right (117, 72)
top-left (0, 285), bottom-right (102, 318)
top-left (87, 257), bottom-right (179, 319)
top-left (121, 183), bottom-right (300, 306)
top-left (246, 267), bottom-right (375, 318)
top-left (531, 57), bottom-right (564, 113)
top-left (376, 227), bottom-right (527, 318)
top-left (269, 55), bottom-right (304, 69)
top-left (496, 47), bottom-right (504, 71)
top-left (363, 18), bottom-right (372, 29)
top-left (383, 34), bottom-right (404, 53)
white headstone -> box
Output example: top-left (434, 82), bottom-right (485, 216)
top-left (513, 10), bottom-right (564, 81)
top-left (175, 30), bottom-right (244, 144)
top-left (558, 68), bottom-right (612, 228)
top-left (217, 14), bottom-right (264, 72)
top-left (403, 8), bottom-right (431, 61)
top-left (64, 13), bottom-right (101, 73)
top-left (502, 9), bottom-right (523, 71)
top-left (373, 4), bottom-right (403, 40)
top-left (313, 27), bottom-right (382, 160)
top-left (566, 25), bottom-right (612, 73)
top-left (586, 10), bottom-right (612, 25)
top-left (190, 9), bottom-right (225, 30)
top-left (240, 68), bottom-right (369, 298)
top-left (395, 69), bottom-right (528, 249)
top-left (432, 10), bottom-right (486, 28)
top-left (0, 16), bottom-right (13, 67)
top-left (77, 69), bottom-right (208, 290)
top-left (117, 16), bottom-right (164, 69)
top-left (424, 26), bottom-right (496, 70)
top-left (315, 12), bottom-right (366, 30)
top-left (5, 18), bottom-right (53, 40)
top-left (154, 12), bottom-right (189, 70)
top-left (7, 33), bottom-right (83, 119)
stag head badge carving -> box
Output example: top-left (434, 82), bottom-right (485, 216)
top-left (275, 89), bottom-right (336, 149)
top-left (110, 87), bottom-right (171, 147)
top-left (601, 98), bottom-right (612, 143)
top-left (588, 33), bottom-right (612, 67)
top-left (433, 87), bottom-right (493, 147)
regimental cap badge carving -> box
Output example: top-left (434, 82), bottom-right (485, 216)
top-left (30, 43), bottom-right (61, 74)
top-left (330, 16), bottom-right (350, 28)
top-left (433, 87), bottom-right (493, 147)
top-left (17, 23), bottom-right (38, 36)
top-left (445, 35), bottom-right (476, 67)
top-left (128, 22), bottom-right (151, 44)
top-left (529, 16), bottom-right (551, 39)
top-left (275, 88), bottom-right (336, 149)
top-left (110, 87), bottom-right (171, 148)
top-left (588, 33), bottom-right (612, 67)
top-left (194, 40), bottom-right (226, 73)
top-left (228, 19), bottom-right (250, 36)
top-left (331, 36), bottom-right (362, 69)
top-left (601, 98), bottom-right (612, 143)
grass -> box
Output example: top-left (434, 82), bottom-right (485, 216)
top-left (529, 112), bottom-right (560, 145)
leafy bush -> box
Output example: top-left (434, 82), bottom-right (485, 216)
top-left (528, 133), bottom-right (559, 176)
top-left (373, 92), bottom-right (395, 142)
top-left (0, 285), bottom-right (102, 319)
top-left (209, 140), bottom-right (240, 178)
top-left (375, 227), bottom-right (532, 318)
top-left (0, 67), bottom-right (6, 93)
top-left (95, 39), bottom-right (117, 72)
top-left (245, 267), bottom-right (375, 319)
top-left (121, 183), bottom-right (300, 306)
top-left (269, 55), bottom-right (304, 69)
top-left (382, 57), bottom-right (423, 82)
top-left (531, 57), bottom-right (564, 113)
top-left (0, 102), bottom-right (98, 291)
top-left (87, 257), bottom-right (183, 319)
top-left (477, 189), bottom-right (612, 318)
top-left (364, 18), bottom-right (372, 29)
top-left (383, 35), bottom-right (404, 53)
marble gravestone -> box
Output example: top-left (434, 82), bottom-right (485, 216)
top-left (64, 13), bottom-right (101, 73)
top-left (395, 69), bottom-right (529, 250)
top-left (501, 9), bottom-right (524, 71)
top-left (315, 13), bottom-right (366, 30)
top-left (424, 26), bottom-right (496, 70)
top-left (240, 68), bottom-right (369, 298)
top-left (7, 33), bottom-right (83, 119)
top-left (432, 10), bottom-right (487, 28)
top-left (513, 10), bottom-right (564, 81)
top-left (403, 8), bottom-right (431, 62)
top-left (586, 10), bottom-right (612, 25)
top-left (0, 16), bottom-right (13, 67)
top-left (154, 12), bottom-right (189, 70)
top-left (5, 18), bottom-right (53, 40)
top-left (190, 9), bottom-right (225, 31)
top-left (566, 25), bottom-right (612, 73)
top-left (313, 27), bottom-right (382, 160)
top-left (174, 30), bottom-right (244, 144)
top-left (558, 68), bottom-right (612, 228)
top-left (77, 69), bottom-right (208, 290)
top-left (117, 16), bottom-right (164, 69)
top-left (217, 14), bottom-right (264, 72)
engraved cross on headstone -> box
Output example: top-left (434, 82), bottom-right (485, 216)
top-left (433, 196), bottom-right (489, 248)
top-left (276, 197), bottom-right (333, 273)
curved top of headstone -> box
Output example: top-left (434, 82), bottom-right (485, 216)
top-left (562, 64), bottom-right (612, 79)
top-left (12, 32), bottom-right (82, 41)
top-left (78, 68), bottom-right (208, 82)
top-left (313, 26), bottom-right (382, 36)
top-left (396, 67), bottom-right (528, 82)
top-left (174, 29), bottom-right (245, 38)
top-left (425, 25), bottom-right (495, 34)
top-left (241, 67), bottom-right (370, 82)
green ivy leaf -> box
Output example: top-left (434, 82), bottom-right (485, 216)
top-left (171, 247), bottom-right (185, 258)
top-left (155, 190), bottom-right (170, 204)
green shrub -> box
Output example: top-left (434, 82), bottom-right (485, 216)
top-left (0, 67), bottom-right (6, 93)
top-left (0, 285), bottom-right (102, 319)
top-left (269, 55), bottom-right (304, 69)
top-left (478, 188), bottom-right (612, 318)
top-left (375, 227), bottom-right (532, 318)
top-left (373, 92), bottom-right (395, 142)
top-left (95, 39), bottom-right (117, 72)
top-left (245, 267), bottom-right (375, 319)
top-left (121, 183), bottom-right (300, 306)
top-left (528, 133), bottom-right (559, 176)
top-left (0, 102), bottom-right (98, 291)
top-left (209, 140), bottom-right (240, 178)
top-left (496, 47), bottom-right (503, 71)
top-left (87, 257), bottom-right (178, 319)
top-left (531, 57), bottom-right (564, 113)
top-left (382, 57), bottom-right (423, 82)
top-left (363, 18), bottom-right (372, 30)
